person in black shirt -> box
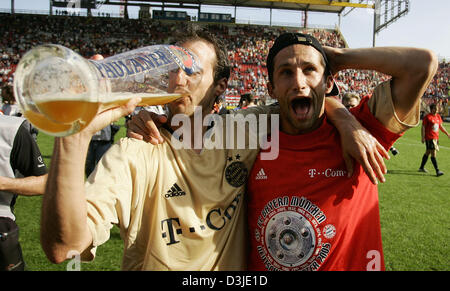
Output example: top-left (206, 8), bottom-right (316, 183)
top-left (0, 115), bottom-right (48, 271)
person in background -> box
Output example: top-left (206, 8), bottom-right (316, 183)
top-left (213, 95), bottom-right (229, 115)
top-left (341, 92), bottom-right (360, 109)
top-left (235, 93), bottom-right (249, 110)
top-left (0, 114), bottom-right (48, 271)
top-left (85, 123), bottom-right (119, 177)
top-left (418, 103), bottom-right (449, 176)
top-left (1, 84), bottom-right (39, 142)
top-left (1, 84), bottom-right (21, 117)
top-left (245, 93), bottom-right (258, 108)
top-left (343, 91), bottom-right (399, 156)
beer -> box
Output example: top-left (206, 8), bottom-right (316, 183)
top-left (37, 99), bottom-right (99, 125)
top-left (14, 44), bottom-right (200, 136)
top-left (23, 110), bottom-right (73, 135)
top-left (24, 92), bottom-right (182, 136)
top-left (101, 92), bottom-right (183, 110)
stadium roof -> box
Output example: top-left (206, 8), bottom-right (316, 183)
top-left (105, 0), bottom-right (375, 14)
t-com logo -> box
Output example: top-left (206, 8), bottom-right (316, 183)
top-left (308, 168), bottom-right (347, 178)
top-left (160, 194), bottom-right (242, 245)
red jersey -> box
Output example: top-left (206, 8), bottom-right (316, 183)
top-left (247, 97), bottom-right (401, 271)
top-left (422, 113), bottom-right (443, 140)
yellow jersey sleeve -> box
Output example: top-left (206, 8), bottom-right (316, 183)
top-left (367, 80), bottom-right (420, 134)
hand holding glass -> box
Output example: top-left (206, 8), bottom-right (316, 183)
top-left (13, 44), bottom-right (201, 136)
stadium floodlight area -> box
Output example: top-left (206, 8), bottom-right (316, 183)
top-left (373, 0), bottom-right (409, 46)
top-left (51, 0), bottom-right (97, 9)
top-left (51, 0), bottom-right (375, 13)
top-left (47, 0), bottom-right (378, 20)
top-left (47, 0), bottom-right (408, 47)
top-left (374, 0), bottom-right (409, 33)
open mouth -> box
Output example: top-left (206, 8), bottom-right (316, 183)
top-left (291, 97), bottom-right (311, 119)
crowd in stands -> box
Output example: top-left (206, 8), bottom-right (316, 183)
top-left (335, 69), bottom-right (391, 99)
top-left (0, 12), bottom-right (448, 115)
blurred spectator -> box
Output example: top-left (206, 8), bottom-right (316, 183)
top-left (342, 92), bottom-right (361, 109)
top-left (1, 84), bottom-right (21, 116)
top-left (85, 123), bottom-right (119, 177)
top-left (238, 93), bottom-right (252, 109)
top-left (241, 93), bottom-right (257, 108)
top-left (213, 96), bottom-right (229, 115)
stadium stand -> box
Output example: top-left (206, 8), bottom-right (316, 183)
top-left (0, 12), bottom-right (448, 114)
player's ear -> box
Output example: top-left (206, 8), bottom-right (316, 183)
top-left (325, 75), bottom-right (334, 95)
top-left (267, 82), bottom-right (277, 100)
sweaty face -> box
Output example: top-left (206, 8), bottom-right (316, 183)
top-left (167, 40), bottom-right (217, 117)
top-left (268, 44), bottom-right (333, 135)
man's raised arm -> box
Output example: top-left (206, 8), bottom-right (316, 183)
top-left (325, 46), bottom-right (438, 125)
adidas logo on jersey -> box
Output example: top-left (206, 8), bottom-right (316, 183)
top-left (255, 168), bottom-right (268, 180)
top-left (165, 183), bottom-right (186, 198)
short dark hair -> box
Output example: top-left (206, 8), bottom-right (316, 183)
top-left (1, 84), bottom-right (14, 102)
top-left (174, 25), bottom-right (230, 85)
top-left (241, 93), bottom-right (254, 103)
top-left (216, 95), bottom-right (224, 103)
top-left (266, 32), bottom-right (339, 96)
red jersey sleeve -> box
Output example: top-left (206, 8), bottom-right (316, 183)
top-left (350, 96), bottom-right (403, 150)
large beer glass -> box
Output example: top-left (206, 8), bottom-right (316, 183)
top-left (13, 44), bottom-right (201, 136)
